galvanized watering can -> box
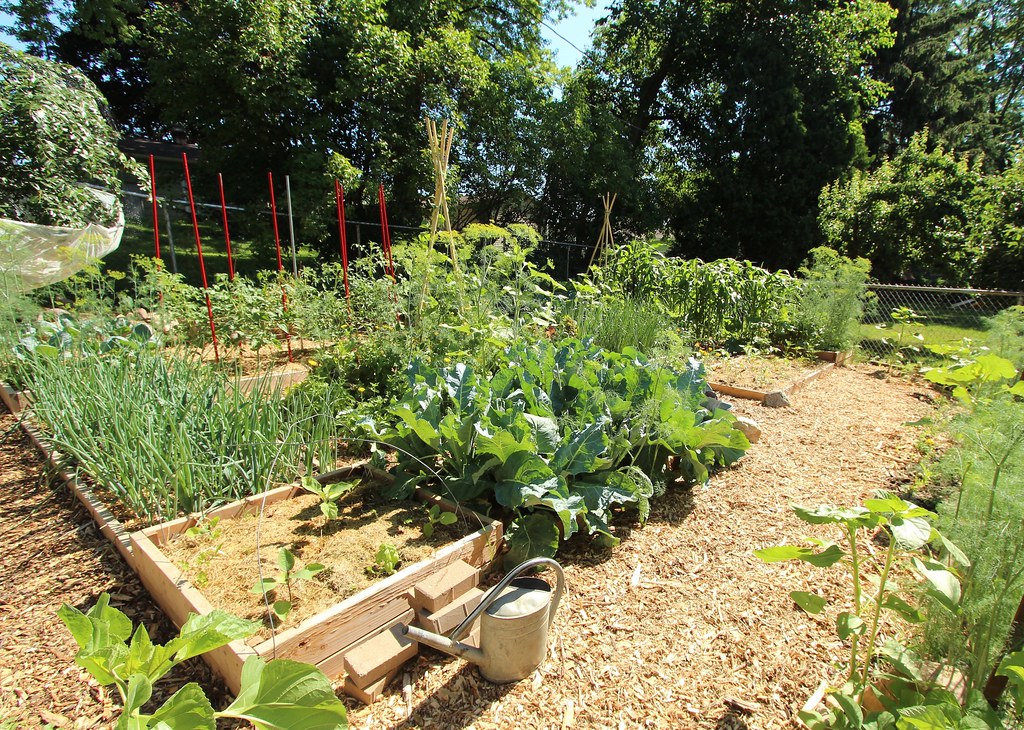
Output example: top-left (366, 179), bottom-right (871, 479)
top-left (403, 557), bottom-right (565, 683)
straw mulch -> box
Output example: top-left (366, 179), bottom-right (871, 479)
top-left (0, 363), bottom-right (937, 729)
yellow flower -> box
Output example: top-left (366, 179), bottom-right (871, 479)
top-left (357, 386), bottom-right (366, 393)
top-left (308, 358), bottom-right (319, 368)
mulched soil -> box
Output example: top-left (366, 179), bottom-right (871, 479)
top-left (0, 363), bottom-right (939, 729)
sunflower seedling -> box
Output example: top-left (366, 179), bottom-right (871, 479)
top-left (422, 504), bottom-right (458, 538)
top-left (251, 547), bottom-right (326, 621)
top-left (301, 475), bottom-right (358, 528)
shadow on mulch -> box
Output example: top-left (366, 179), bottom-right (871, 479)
top-left (392, 660), bottom-right (516, 730)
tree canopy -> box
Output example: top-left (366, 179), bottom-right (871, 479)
top-left (2, 0), bottom-right (1023, 284)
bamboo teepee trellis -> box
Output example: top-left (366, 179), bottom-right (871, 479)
top-left (587, 192), bottom-right (617, 270)
top-left (425, 117), bottom-right (460, 273)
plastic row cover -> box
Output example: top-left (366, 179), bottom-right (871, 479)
top-left (0, 190), bottom-right (125, 292)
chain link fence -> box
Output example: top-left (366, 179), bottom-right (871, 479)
top-left (866, 284), bottom-right (1024, 329)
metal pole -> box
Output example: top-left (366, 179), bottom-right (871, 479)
top-left (285, 175), bottom-right (298, 276)
top-left (162, 205), bottom-right (178, 274)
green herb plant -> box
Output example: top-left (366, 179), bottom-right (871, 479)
top-left (367, 543), bottom-right (401, 577)
top-left (58, 593), bottom-right (347, 729)
top-left (422, 504), bottom-right (458, 538)
top-left (251, 547), bottom-right (326, 622)
top-left (878, 306), bottom-right (924, 367)
top-left (756, 494), bottom-right (972, 728)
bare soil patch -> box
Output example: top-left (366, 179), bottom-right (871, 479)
top-left (159, 487), bottom-right (473, 643)
top-left (1, 364), bottom-right (939, 728)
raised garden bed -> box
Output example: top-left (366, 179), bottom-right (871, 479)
top-left (130, 477), bottom-right (503, 694)
top-left (706, 350), bottom-right (852, 407)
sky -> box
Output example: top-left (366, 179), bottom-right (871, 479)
top-left (542, 2), bottom-right (611, 68)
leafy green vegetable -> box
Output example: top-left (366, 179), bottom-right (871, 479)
top-left (362, 338), bottom-right (750, 561)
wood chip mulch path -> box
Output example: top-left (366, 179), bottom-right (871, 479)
top-left (0, 364), bottom-right (937, 729)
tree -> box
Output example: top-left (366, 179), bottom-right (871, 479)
top-left (974, 151), bottom-right (1024, 288)
top-left (555, 0), bottom-right (897, 270)
top-left (865, 0), bottom-right (994, 165)
top-left (818, 132), bottom-right (985, 285)
top-left (0, 43), bottom-right (142, 227)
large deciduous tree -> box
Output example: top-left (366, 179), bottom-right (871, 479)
top-left (543, 0), bottom-right (897, 270)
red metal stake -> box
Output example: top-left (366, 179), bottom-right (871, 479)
top-left (267, 172), bottom-right (293, 362)
top-left (182, 152), bottom-right (219, 362)
top-left (378, 183), bottom-right (397, 286)
top-left (218, 173), bottom-right (235, 281)
top-left (148, 155), bottom-right (161, 261)
top-left (334, 180), bottom-right (350, 299)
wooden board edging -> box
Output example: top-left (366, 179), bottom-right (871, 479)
top-left (3, 389), bottom-right (135, 565)
top-left (782, 362), bottom-right (836, 398)
top-left (707, 381), bottom-right (767, 402)
top-left (131, 478), bottom-right (502, 693)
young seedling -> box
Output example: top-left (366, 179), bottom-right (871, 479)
top-left (422, 504), bottom-right (458, 538)
top-left (181, 516), bottom-right (223, 588)
top-left (366, 543), bottom-right (401, 577)
top-left (300, 475), bottom-right (358, 528)
top-left (251, 547), bottom-right (326, 621)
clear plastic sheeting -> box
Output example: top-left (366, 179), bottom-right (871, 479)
top-left (0, 189), bottom-right (125, 291)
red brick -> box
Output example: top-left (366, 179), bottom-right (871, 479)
top-left (416, 586), bottom-right (485, 635)
top-left (343, 667), bottom-right (398, 704)
top-left (343, 619), bottom-right (418, 686)
top-left (411, 559), bottom-right (479, 613)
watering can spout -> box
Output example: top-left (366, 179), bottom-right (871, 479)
top-left (403, 624), bottom-right (485, 665)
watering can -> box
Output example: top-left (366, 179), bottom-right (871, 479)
top-left (403, 557), bottom-right (565, 683)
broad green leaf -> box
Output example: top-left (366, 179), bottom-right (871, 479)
top-left (278, 548), bottom-right (295, 573)
top-left (550, 422), bottom-right (608, 476)
top-left (148, 683), bottom-right (216, 730)
top-left (880, 594), bottom-right (923, 623)
top-left (754, 544), bottom-right (845, 567)
top-left (877, 639), bottom-right (921, 681)
top-left (864, 496), bottom-right (909, 514)
top-left (534, 493), bottom-right (586, 537)
top-left (794, 504), bottom-right (875, 527)
top-left (438, 512), bottom-right (458, 525)
top-left (168, 611), bottom-right (259, 663)
top-left (475, 427), bottom-right (532, 462)
top-left (504, 513), bottom-right (561, 567)
top-left (888, 516), bottom-right (932, 551)
top-left (1007, 380), bottom-right (1024, 397)
top-left (393, 406), bottom-right (441, 449)
top-left (320, 502), bottom-right (338, 521)
top-left (896, 705), bottom-right (953, 729)
top-left (523, 414), bottom-right (560, 454)
top-left (831, 691), bottom-right (863, 725)
top-left (220, 657), bottom-right (348, 729)
top-left (121, 673), bottom-right (153, 719)
top-left (59, 593), bottom-right (133, 651)
top-left (443, 363), bottom-right (478, 412)
top-left (911, 558), bottom-right (961, 613)
top-left (837, 612), bottom-right (865, 639)
top-left (930, 531), bottom-right (971, 568)
top-left (790, 591), bottom-right (826, 614)
top-left (273, 601), bottom-right (292, 619)
top-left (252, 578), bottom-right (278, 595)
top-left (996, 650), bottom-right (1024, 700)
top-left (293, 564), bottom-right (326, 582)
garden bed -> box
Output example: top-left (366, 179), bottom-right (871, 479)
top-left (706, 351), bottom-right (851, 406)
top-left (130, 477), bottom-right (502, 694)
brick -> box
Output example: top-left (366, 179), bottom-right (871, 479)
top-left (343, 621), bottom-right (418, 686)
top-left (411, 559), bottom-right (479, 613)
top-left (343, 667), bottom-right (398, 704)
top-left (416, 586), bottom-right (485, 636)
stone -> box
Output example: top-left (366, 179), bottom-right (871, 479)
top-left (763, 390), bottom-right (791, 408)
top-left (733, 415), bottom-right (761, 444)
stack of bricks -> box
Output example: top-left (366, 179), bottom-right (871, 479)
top-left (341, 559), bottom-right (484, 704)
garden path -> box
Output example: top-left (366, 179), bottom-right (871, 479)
top-left (0, 364), bottom-right (936, 729)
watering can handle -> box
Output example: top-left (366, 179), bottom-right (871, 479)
top-left (448, 557), bottom-right (565, 642)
